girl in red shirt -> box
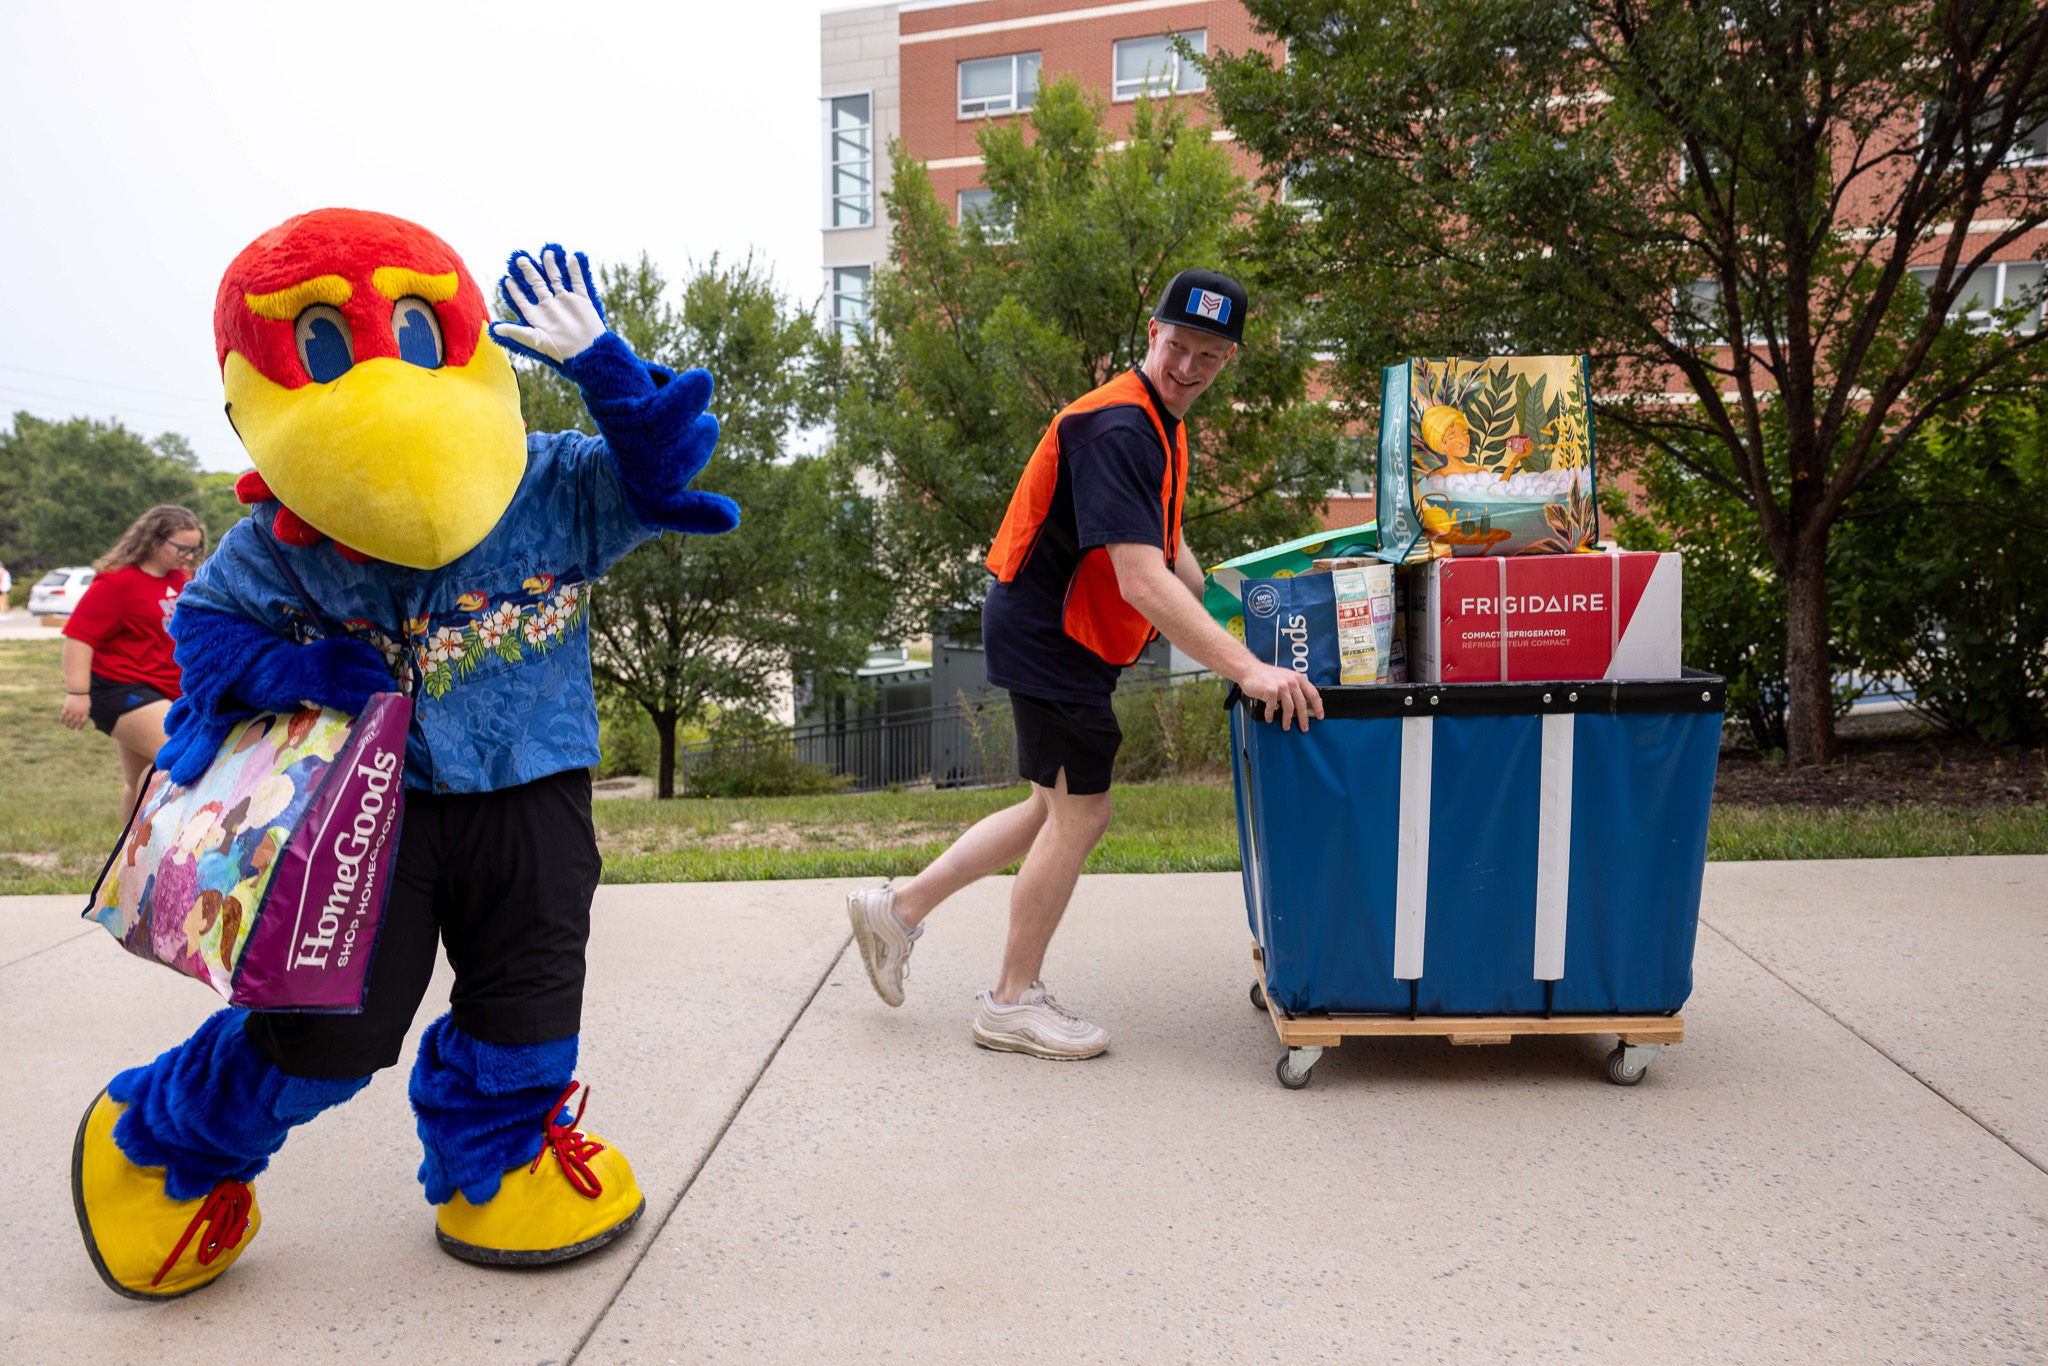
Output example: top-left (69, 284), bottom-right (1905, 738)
top-left (59, 505), bottom-right (206, 816)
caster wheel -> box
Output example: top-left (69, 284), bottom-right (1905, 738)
top-left (1276, 1054), bottom-right (1313, 1089)
top-left (1249, 980), bottom-right (1267, 1012)
top-left (1606, 1045), bottom-right (1647, 1086)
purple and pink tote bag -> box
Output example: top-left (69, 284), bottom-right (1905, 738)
top-left (83, 693), bottom-right (410, 1013)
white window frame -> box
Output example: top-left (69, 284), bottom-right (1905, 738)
top-left (957, 52), bottom-right (1041, 120)
top-left (1673, 279), bottom-right (1726, 348)
top-left (823, 92), bottom-right (875, 232)
top-left (1910, 260), bottom-right (2044, 334)
top-left (1111, 30), bottom-right (1206, 102)
top-left (1279, 161), bottom-right (1320, 219)
top-left (956, 187), bottom-right (1014, 242)
top-left (830, 265), bottom-right (873, 340)
top-left (1920, 97), bottom-right (2048, 169)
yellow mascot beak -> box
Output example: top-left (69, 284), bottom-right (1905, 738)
top-left (224, 324), bottom-right (526, 570)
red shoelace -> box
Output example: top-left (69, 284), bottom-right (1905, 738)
top-left (154, 1179), bottom-right (254, 1286)
top-left (530, 1081), bottom-right (607, 1199)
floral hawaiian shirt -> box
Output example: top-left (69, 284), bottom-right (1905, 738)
top-left (181, 431), bottom-right (652, 794)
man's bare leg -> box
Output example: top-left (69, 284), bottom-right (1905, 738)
top-left (891, 789), bottom-right (1048, 928)
top-left (992, 775), bottom-right (1110, 1003)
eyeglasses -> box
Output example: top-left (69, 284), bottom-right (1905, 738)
top-left (161, 536), bottom-right (205, 561)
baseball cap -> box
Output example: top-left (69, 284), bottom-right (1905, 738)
top-left (1153, 268), bottom-right (1247, 346)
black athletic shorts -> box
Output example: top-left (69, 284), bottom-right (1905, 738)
top-left (1010, 691), bottom-right (1122, 796)
top-left (244, 767), bottom-right (603, 1080)
top-left (87, 673), bottom-right (170, 736)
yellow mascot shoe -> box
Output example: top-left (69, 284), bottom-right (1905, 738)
top-left (71, 1088), bottom-right (261, 1300)
top-left (435, 1082), bottom-right (644, 1266)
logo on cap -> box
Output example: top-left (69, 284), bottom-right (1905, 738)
top-left (1187, 288), bottom-right (1231, 325)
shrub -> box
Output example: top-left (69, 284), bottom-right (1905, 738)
top-left (680, 710), bottom-right (852, 798)
top-left (1836, 395), bottom-right (2048, 746)
top-left (596, 703), bottom-right (662, 778)
top-left (1113, 676), bottom-right (1231, 782)
top-left (684, 743), bottom-right (853, 798)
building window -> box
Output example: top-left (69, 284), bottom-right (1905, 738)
top-left (1112, 31), bottom-right (1206, 101)
top-left (957, 187), bottom-right (1013, 240)
top-left (1911, 260), bottom-right (2044, 333)
top-left (827, 94), bottom-right (873, 230)
top-left (1674, 279), bottom-right (1725, 347)
top-left (958, 52), bottom-right (1041, 119)
top-left (831, 265), bottom-right (872, 339)
top-left (1923, 97), bottom-right (2048, 168)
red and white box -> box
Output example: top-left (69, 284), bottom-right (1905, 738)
top-left (1407, 551), bottom-right (1682, 683)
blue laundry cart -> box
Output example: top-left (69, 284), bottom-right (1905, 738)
top-left (1230, 673), bottom-right (1724, 1089)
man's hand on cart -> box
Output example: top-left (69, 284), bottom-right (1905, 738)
top-left (1239, 662), bottom-right (1323, 731)
top-left (1106, 541), bottom-right (1326, 732)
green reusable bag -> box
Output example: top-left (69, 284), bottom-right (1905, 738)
top-left (1201, 522), bottom-right (1378, 639)
top-left (1375, 356), bottom-right (1600, 564)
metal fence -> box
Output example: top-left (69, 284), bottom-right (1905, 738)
top-left (674, 669), bottom-right (1214, 795)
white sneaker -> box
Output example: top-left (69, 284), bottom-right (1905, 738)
top-left (971, 982), bottom-right (1109, 1060)
top-left (847, 883), bottom-right (920, 1007)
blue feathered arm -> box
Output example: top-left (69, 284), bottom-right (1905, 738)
top-left (158, 605), bottom-right (391, 785)
top-left (561, 332), bottom-right (741, 536)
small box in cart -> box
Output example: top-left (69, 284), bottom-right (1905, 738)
top-left (1408, 551), bottom-right (1681, 683)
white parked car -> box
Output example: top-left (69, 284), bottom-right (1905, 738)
top-left (29, 566), bottom-right (95, 617)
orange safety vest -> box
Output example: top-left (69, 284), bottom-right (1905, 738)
top-left (985, 369), bottom-right (1187, 667)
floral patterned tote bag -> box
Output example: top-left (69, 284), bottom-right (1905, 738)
top-left (82, 541), bottom-right (411, 1013)
top-left (1374, 355), bottom-right (1601, 565)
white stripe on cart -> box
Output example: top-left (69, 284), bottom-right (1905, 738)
top-left (1534, 712), bottom-right (1575, 981)
top-left (1394, 715), bottom-right (1432, 980)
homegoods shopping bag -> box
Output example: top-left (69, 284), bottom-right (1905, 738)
top-left (82, 694), bottom-right (410, 1013)
top-left (1376, 356), bottom-right (1600, 564)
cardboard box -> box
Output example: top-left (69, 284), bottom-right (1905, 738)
top-left (1407, 551), bottom-right (1681, 682)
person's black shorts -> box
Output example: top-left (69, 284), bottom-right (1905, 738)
top-left (87, 673), bottom-right (171, 736)
top-left (1010, 691), bottom-right (1121, 796)
top-left (244, 767), bottom-right (603, 1080)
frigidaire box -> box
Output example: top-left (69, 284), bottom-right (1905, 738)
top-left (1408, 551), bottom-right (1682, 682)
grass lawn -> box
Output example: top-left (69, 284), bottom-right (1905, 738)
top-left (0, 639), bottom-right (133, 896)
top-left (1, 638), bottom-right (2041, 895)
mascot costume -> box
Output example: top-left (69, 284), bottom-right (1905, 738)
top-left (68, 207), bottom-right (738, 1297)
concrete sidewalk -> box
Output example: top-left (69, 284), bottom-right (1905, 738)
top-left (2, 858), bottom-right (2042, 1364)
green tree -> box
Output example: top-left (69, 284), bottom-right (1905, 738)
top-left (0, 414), bottom-right (247, 574)
top-left (1836, 393), bottom-right (2048, 744)
top-left (1206, 0), bottom-right (2048, 766)
top-left (512, 255), bottom-right (891, 798)
top-left (832, 77), bottom-right (1352, 634)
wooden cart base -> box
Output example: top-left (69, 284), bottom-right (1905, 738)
top-left (1251, 945), bottom-right (1683, 1089)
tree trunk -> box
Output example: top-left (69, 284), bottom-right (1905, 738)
top-left (1782, 536), bottom-right (1836, 768)
top-left (654, 709), bottom-right (679, 800)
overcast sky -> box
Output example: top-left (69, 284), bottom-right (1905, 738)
top-left (1, 0), bottom-right (839, 471)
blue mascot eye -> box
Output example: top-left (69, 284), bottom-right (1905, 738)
top-left (294, 306), bottom-right (354, 383)
top-left (392, 297), bottom-right (445, 369)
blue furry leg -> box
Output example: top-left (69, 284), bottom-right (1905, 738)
top-left (106, 1009), bottom-right (371, 1201)
top-left (410, 1014), bottom-right (577, 1207)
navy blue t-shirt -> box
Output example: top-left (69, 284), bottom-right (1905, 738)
top-left (983, 368), bottom-right (1182, 704)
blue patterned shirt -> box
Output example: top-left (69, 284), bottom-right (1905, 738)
top-left (181, 431), bottom-right (651, 794)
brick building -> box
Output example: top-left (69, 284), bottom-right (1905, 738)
top-left (818, 0), bottom-right (1371, 527)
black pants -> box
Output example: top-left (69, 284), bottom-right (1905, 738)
top-left (245, 768), bottom-right (602, 1080)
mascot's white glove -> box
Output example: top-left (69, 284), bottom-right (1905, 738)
top-left (490, 245), bottom-right (608, 375)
